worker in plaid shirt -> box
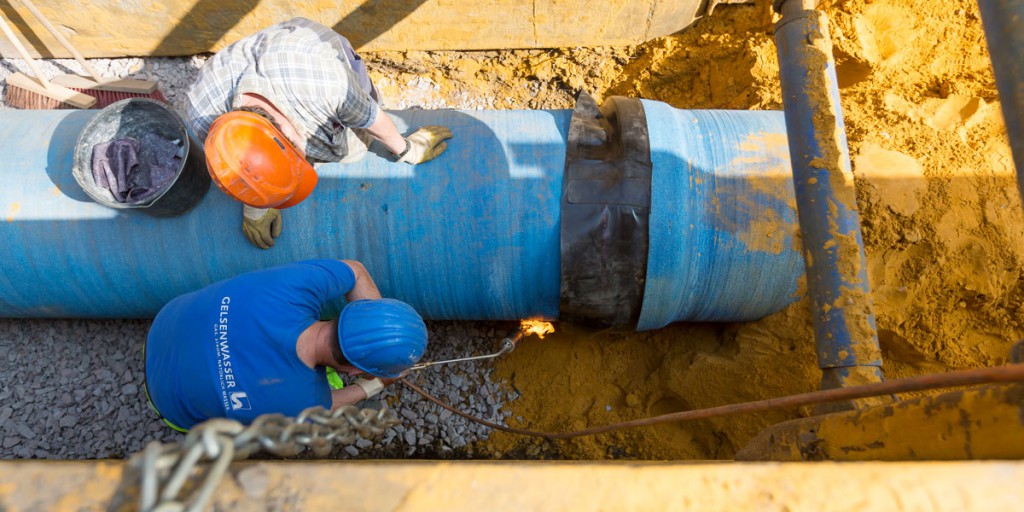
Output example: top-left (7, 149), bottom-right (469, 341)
top-left (186, 18), bottom-right (452, 249)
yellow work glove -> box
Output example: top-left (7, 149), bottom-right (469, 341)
top-left (242, 205), bottom-right (282, 250)
top-left (397, 126), bottom-right (453, 164)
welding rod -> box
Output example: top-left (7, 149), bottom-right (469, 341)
top-left (410, 330), bottom-right (524, 371)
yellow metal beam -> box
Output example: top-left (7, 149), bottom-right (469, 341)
top-left (2, 460), bottom-right (1024, 511)
top-left (738, 383), bottom-right (1024, 461)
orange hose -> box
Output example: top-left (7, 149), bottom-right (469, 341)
top-left (401, 363), bottom-right (1024, 440)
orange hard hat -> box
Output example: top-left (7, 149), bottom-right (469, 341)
top-left (204, 111), bottom-right (317, 209)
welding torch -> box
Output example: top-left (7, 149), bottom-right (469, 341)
top-left (409, 329), bottom-right (525, 371)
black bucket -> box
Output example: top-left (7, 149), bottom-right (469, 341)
top-left (72, 98), bottom-right (210, 217)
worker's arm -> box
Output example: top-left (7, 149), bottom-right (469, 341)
top-left (340, 259), bottom-right (382, 301)
top-left (363, 114), bottom-right (452, 164)
top-left (330, 384), bottom-right (368, 408)
top-left (363, 113), bottom-right (407, 155)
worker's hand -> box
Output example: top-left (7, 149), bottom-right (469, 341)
top-left (242, 205), bottom-right (283, 250)
top-left (353, 377), bottom-right (386, 399)
top-left (398, 126), bottom-right (453, 164)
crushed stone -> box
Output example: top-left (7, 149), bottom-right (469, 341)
top-left (0, 318), bottom-right (517, 460)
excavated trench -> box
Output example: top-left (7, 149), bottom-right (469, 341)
top-left (0, 0), bottom-right (1021, 462)
top-left (463, 0), bottom-right (1023, 460)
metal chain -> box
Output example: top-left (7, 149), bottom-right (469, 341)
top-left (129, 405), bottom-right (399, 512)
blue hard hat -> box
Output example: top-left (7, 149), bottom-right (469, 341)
top-left (338, 298), bottom-right (428, 378)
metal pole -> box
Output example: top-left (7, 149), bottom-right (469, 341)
top-left (772, 0), bottom-right (885, 398)
top-left (977, 0), bottom-right (1024, 205)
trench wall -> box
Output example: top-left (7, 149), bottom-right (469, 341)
top-left (0, 0), bottom-right (705, 58)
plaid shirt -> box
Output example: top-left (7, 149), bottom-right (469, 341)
top-left (185, 18), bottom-right (380, 163)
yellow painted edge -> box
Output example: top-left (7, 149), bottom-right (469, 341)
top-left (1, 460), bottom-right (1024, 511)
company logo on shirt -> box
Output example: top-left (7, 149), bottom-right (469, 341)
top-left (229, 391), bottom-right (251, 410)
top-left (215, 296), bottom-right (254, 413)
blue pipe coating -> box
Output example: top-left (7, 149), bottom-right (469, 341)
top-left (637, 102), bottom-right (803, 330)
top-left (0, 108), bottom-right (567, 320)
top-left (0, 102), bottom-right (803, 326)
top-left (978, 0), bottom-right (1024, 204)
top-left (774, 2), bottom-right (884, 388)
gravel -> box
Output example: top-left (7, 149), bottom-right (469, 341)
top-left (0, 317), bottom-right (518, 460)
top-left (0, 54), bottom-right (521, 460)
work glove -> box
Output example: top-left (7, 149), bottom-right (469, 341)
top-left (397, 126), bottom-right (453, 164)
top-left (242, 205), bottom-right (282, 250)
top-left (353, 377), bottom-right (386, 400)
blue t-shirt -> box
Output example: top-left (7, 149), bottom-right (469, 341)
top-left (145, 259), bottom-right (356, 429)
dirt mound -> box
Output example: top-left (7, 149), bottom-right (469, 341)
top-left (369, 0), bottom-right (1023, 460)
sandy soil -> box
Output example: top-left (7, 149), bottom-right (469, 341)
top-left (361, 0), bottom-right (1023, 460)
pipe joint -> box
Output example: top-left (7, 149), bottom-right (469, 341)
top-left (559, 92), bottom-right (652, 328)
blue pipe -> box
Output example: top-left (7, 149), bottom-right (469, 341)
top-left (977, 0), bottom-right (1024, 204)
top-left (774, 0), bottom-right (884, 390)
top-left (637, 102), bottom-right (803, 329)
top-left (0, 103), bottom-right (803, 326)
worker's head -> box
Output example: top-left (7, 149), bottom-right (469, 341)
top-left (204, 109), bottom-right (317, 209)
top-left (336, 298), bottom-right (428, 378)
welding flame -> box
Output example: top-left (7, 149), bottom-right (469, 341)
top-left (520, 319), bottom-right (555, 339)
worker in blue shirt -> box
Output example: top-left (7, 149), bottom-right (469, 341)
top-left (144, 259), bottom-right (427, 432)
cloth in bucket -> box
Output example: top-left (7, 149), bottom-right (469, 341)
top-left (91, 133), bottom-right (183, 203)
